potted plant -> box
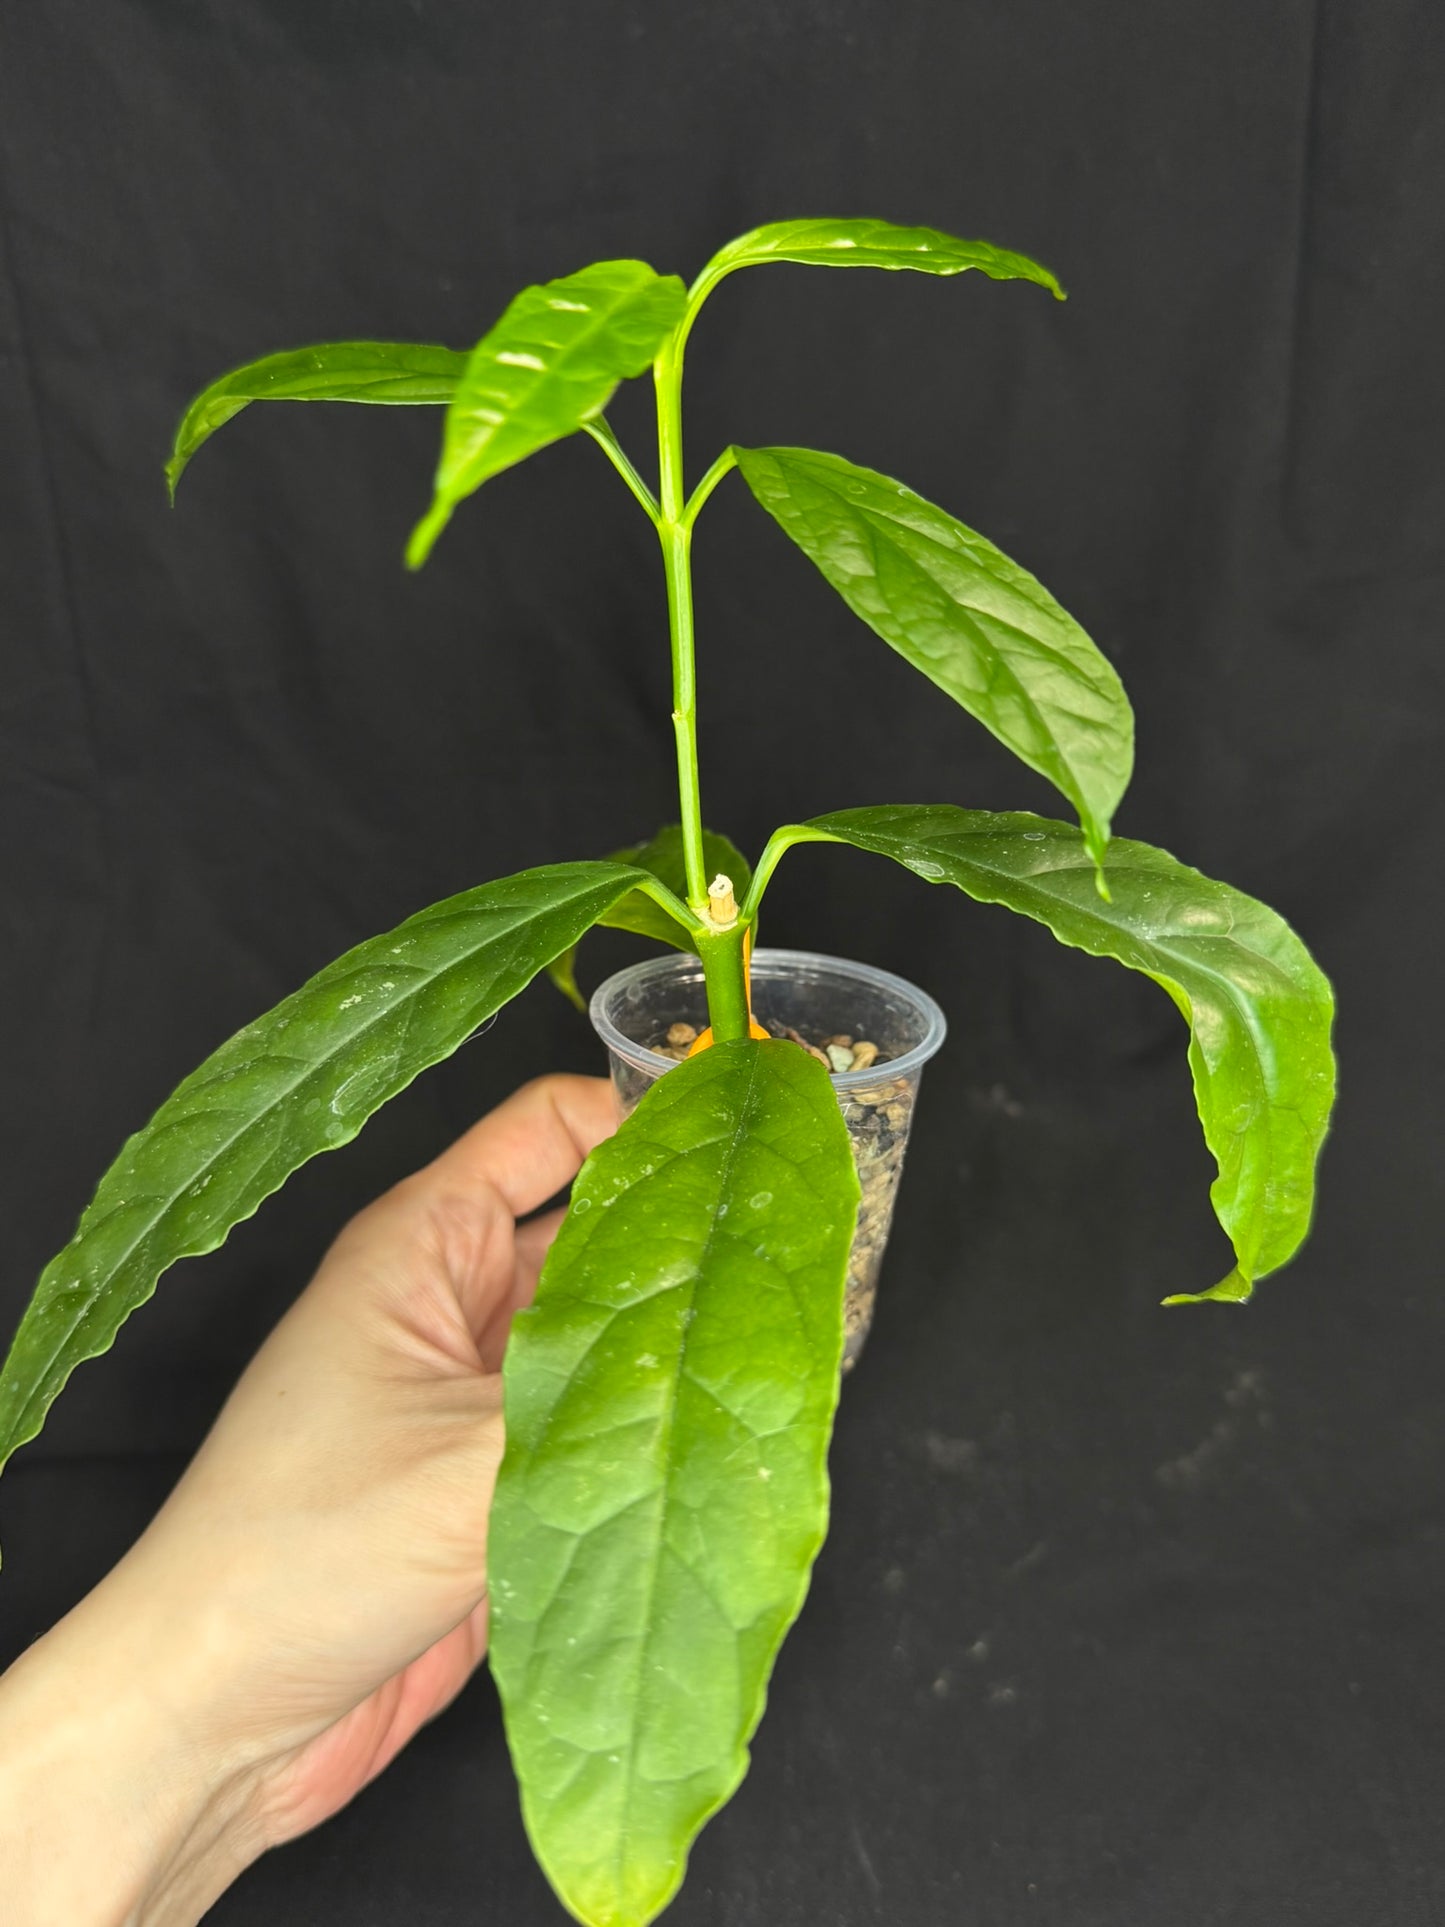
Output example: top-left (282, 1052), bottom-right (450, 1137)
top-left (0, 218), bottom-right (1335, 1927)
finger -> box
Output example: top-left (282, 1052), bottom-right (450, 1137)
top-left (420, 1074), bottom-right (618, 1218)
top-left (470, 1206), bottom-right (569, 1372)
top-left (515, 1205), bottom-right (568, 1293)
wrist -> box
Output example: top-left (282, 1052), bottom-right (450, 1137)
top-left (0, 1557), bottom-right (267, 1926)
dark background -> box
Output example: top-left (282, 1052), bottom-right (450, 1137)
top-left (1, 2), bottom-right (1442, 1921)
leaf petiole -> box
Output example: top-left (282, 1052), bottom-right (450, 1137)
top-left (740, 823), bottom-right (843, 922)
top-left (630, 868), bottom-right (711, 941)
top-left (583, 416), bottom-right (659, 522)
top-left (680, 446), bottom-right (738, 532)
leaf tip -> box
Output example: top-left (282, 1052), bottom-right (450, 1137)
top-left (1029, 259), bottom-right (1067, 302)
top-left (1162, 1268), bottom-right (1254, 1308)
top-left (164, 453), bottom-right (185, 503)
top-left (405, 500), bottom-right (450, 570)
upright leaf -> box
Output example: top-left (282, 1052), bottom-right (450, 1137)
top-left (737, 448), bottom-right (1134, 872)
top-left (490, 1039), bottom-right (859, 1927)
top-left (407, 260), bottom-right (686, 566)
top-left (806, 805), bottom-right (1336, 1296)
top-left (166, 341), bottom-right (471, 496)
top-left (0, 862), bottom-right (652, 1472)
top-left (697, 217), bottom-right (1063, 299)
top-left (547, 825), bottom-right (752, 1010)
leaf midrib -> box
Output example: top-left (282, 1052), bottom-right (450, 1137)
top-left (610, 1047), bottom-right (765, 1907)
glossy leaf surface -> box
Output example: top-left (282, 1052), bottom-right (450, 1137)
top-left (808, 805), bottom-right (1335, 1296)
top-left (0, 862), bottom-right (650, 1472)
top-left (698, 217), bottom-right (1063, 298)
top-left (548, 826), bottom-right (752, 1010)
top-left (738, 448), bottom-right (1133, 871)
top-left (166, 341), bottom-right (470, 496)
top-left (408, 260), bottom-right (686, 566)
top-left (490, 1039), bottom-right (859, 1927)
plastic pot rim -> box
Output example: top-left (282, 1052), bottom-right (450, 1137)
top-left (588, 945), bottom-right (948, 1092)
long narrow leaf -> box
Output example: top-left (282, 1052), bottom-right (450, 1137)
top-left (698, 217), bottom-right (1063, 298)
top-left (0, 862), bottom-right (650, 1471)
top-left (407, 260), bottom-right (686, 566)
top-left (737, 448), bottom-right (1133, 873)
top-left (490, 1039), bottom-right (859, 1927)
top-left (166, 341), bottom-right (470, 496)
top-left (807, 805), bottom-right (1335, 1298)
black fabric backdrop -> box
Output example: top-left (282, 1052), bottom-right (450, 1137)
top-left (1, 3), bottom-right (1442, 1923)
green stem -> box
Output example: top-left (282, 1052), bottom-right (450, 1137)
top-left (654, 338), bottom-right (708, 912)
top-left (583, 417), bottom-right (659, 522)
top-left (696, 924), bottom-right (751, 1042)
top-left (653, 323), bottom-right (751, 1038)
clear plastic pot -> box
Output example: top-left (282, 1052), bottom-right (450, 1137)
top-left (589, 947), bottom-right (947, 1368)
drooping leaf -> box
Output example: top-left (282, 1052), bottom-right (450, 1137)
top-left (166, 341), bottom-right (471, 497)
top-left (805, 805), bottom-right (1336, 1296)
top-left (737, 448), bottom-right (1133, 875)
top-left (490, 1039), bottom-right (859, 1927)
top-left (0, 862), bottom-right (653, 1473)
top-left (547, 825), bottom-right (752, 1008)
top-left (407, 260), bottom-right (686, 567)
top-left (697, 217), bottom-right (1063, 299)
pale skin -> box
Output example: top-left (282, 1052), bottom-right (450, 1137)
top-left (0, 1074), bottom-right (619, 1926)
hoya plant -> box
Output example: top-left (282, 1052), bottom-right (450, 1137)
top-left (0, 218), bottom-right (1335, 1925)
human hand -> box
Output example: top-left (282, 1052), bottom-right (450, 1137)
top-left (0, 1074), bottom-right (617, 1926)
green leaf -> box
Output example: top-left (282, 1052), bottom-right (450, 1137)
top-left (546, 826), bottom-right (751, 1007)
top-left (736, 448), bottom-right (1134, 875)
top-left (0, 862), bottom-right (652, 1474)
top-left (806, 805), bottom-right (1336, 1294)
top-left (166, 341), bottom-right (471, 497)
top-left (698, 217), bottom-right (1063, 299)
top-left (407, 260), bottom-right (686, 567)
top-left (490, 1039), bottom-right (860, 1927)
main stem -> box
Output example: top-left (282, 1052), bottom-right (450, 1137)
top-left (653, 328), bottom-right (751, 1042)
top-left (654, 339), bottom-right (708, 912)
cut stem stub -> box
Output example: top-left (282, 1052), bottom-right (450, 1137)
top-left (707, 873), bottom-right (738, 926)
